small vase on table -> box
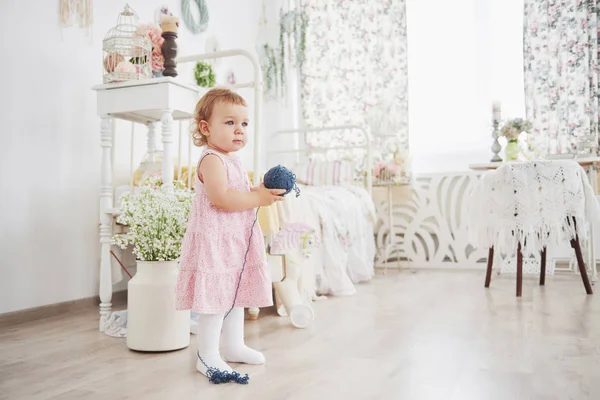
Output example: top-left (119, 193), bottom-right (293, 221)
top-left (499, 118), bottom-right (532, 163)
top-left (505, 140), bottom-right (520, 161)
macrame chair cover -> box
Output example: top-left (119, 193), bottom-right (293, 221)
top-left (468, 160), bottom-right (600, 257)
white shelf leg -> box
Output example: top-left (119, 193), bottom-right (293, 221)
top-left (161, 110), bottom-right (174, 190)
top-left (148, 121), bottom-right (158, 153)
top-left (99, 116), bottom-right (114, 332)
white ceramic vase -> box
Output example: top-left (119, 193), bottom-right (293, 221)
top-left (127, 260), bottom-right (190, 351)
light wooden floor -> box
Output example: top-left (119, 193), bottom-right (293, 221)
top-left (2, 270), bottom-right (600, 400)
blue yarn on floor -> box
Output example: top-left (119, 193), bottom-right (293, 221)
top-left (199, 165), bottom-right (299, 385)
top-left (198, 352), bottom-right (249, 384)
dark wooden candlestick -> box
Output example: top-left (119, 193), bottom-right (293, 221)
top-left (161, 31), bottom-right (178, 77)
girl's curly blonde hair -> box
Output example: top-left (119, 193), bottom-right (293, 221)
top-left (190, 87), bottom-right (247, 147)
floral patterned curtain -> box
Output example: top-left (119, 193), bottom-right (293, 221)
top-left (523, 0), bottom-right (599, 156)
top-left (299, 0), bottom-right (408, 161)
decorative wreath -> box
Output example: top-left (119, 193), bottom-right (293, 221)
top-left (181, 0), bottom-right (209, 34)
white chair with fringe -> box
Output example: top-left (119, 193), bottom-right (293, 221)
top-left (469, 160), bottom-right (600, 297)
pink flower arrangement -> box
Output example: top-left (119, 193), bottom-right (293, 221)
top-left (373, 157), bottom-right (410, 184)
top-left (151, 51), bottom-right (164, 73)
top-left (373, 160), bottom-right (401, 178)
top-left (373, 160), bottom-right (386, 178)
top-left (136, 23), bottom-right (165, 72)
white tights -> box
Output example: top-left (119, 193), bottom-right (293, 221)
top-left (195, 307), bottom-right (265, 377)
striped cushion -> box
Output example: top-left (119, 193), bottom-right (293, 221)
top-left (293, 160), bottom-right (355, 186)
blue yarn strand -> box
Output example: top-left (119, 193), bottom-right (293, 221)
top-left (200, 208), bottom-right (258, 385)
top-left (224, 207), bottom-right (260, 320)
top-left (199, 165), bottom-right (298, 385)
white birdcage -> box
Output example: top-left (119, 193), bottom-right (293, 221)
top-left (102, 4), bottom-right (152, 84)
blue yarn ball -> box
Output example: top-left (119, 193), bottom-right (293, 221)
top-left (263, 165), bottom-right (300, 197)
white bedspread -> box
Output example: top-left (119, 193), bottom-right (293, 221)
top-left (276, 184), bottom-right (377, 297)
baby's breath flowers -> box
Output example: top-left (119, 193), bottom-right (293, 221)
top-left (112, 177), bottom-right (194, 261)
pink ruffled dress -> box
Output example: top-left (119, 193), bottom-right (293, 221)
top-left (175, 149), bottom-right (273, 314)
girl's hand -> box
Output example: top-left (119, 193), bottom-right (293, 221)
top-left (256, 183), bottom-right (285, 206)
top-left (202, 154), bottom-right (285, 210)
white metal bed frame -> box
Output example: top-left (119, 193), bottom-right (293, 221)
top-left (267, 125), bottom-right (373, 195)
top-left (96, 49), bottom-right (377, 330)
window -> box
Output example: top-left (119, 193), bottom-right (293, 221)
top-left (407, 0), bottom-right (525, 173)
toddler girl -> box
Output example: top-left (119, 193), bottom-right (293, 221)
top-left (176, 88), bottom-right (285, 380)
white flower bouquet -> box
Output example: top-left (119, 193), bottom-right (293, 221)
top-left (112, 177), bottom-right (194, 261)
top-left (500, 118), bottom-right (532, 142)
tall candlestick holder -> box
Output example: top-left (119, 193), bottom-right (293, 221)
top-left (161, 31), bottom-right (178, 77)
top-left (491, 118), bottom-right (502, 162)
top-left (160, 16), bottom-right (180, 77)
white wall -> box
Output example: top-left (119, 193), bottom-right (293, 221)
top-left (0, 0), bottom-right (261, 314)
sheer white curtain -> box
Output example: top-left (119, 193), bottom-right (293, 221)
top-left (407, 0), bottom-right (525, 174)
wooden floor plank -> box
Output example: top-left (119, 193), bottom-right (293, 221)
top-left (2, 270), bottom-right (600, 400)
